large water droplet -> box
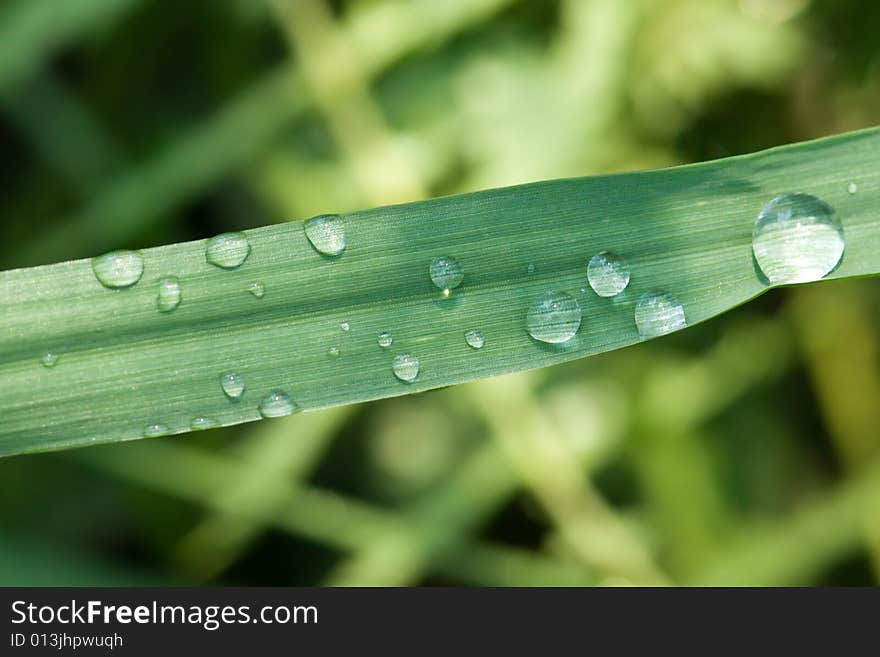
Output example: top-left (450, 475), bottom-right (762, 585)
top-left (40, 352), bottom-right (59, 368)
top-left (526, 291), bottom-right (581, 344)
top-left (465, 329), bottom-right (485, 350)
top-left (304, 214), bottom-right (346, 256)
top-left (587, 251), bottom-right (630, 297)
top-left (634, 291), bottom-right (686, 338)
top-left (392, 353), bottom-right (420, 382)
top-left (156, 276), bottom-right (182, 313)
top-left (220, 372), bottom-right (245, 400)
top-left (429, 255), bottom-right (464, 294)
top-left (144, 423), bottom-right (171, 438)
top-left (92, 250), bottom-right (144, 289)
top-left (247, 282), bottom-right (265, 298)
top-left (206, 232), bottom-right (251, 269)
top-left (377, 331), bottom-right (393, 348)
top-left (190, 416), bottom-right (218, 431)
top-left (752, 193), bottom-right (844, 284)
top-left (258, 391), bottom-right (297, 418)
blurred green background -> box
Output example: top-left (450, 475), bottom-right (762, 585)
top-left (1, 0), bottom-right (879, 586)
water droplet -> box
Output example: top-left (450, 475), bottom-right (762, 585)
top-left (847, 181), bottom-right (858, 195)
top-left (247, 282), bottom-right (265, 298)
top-left (392, 353), bottom-right (420, 382)
top-left (377, 331), bottom-right (393, 348)
top-left (587, 251), bottom-right (630, 297)
top-left (328, 346), bottom-right (340, 357)
top-left (190, 416), bottom-right (218, 431)
top-left (220, 372), bottom-right (245, 400)
top-left (156, 276), bottom-right (182, 313)
top-left (92, 250), bottom-right (144, 289)
top-left (258, 391), bottom-right (297, 418)
top-left (527, 263), bottom-right (536, 274)
top-left (40, 353), bottom-right (59, 368)
top-left (304, 214), bottom-right (346, 256)
top-left (526, 291), bottom-right (581, 344)
top-left (465, 329), bottom-right (485, 349)
top-left (144, 423), bottom-right (171, 437)
top-left (752, 193), bottom-right (844, 284)
top-left (429, 255), bottom-right (464, 294)
top-left (634, 291), bottom-right (687, 338)
top-left (206, 232), bottom-right (250, 269)
top-left (340, 321), bottom-right (351, 332)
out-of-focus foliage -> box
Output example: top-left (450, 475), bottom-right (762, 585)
top-left (0, 0), bottom-right (878, 585)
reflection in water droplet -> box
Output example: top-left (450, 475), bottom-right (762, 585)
top-left (206, 232), bottom-right (251, 269)
top-left (377, 332), bottom-right (393, 348)
top-left (304, 214), bottom-right (346, 256)
top-left (752, 193), bottom-right (844, 284)
top-left (465, 329), bottom-right (485, 350)
top-left (340, 321), bottom-right (351, 332)
top-left (392, 353), bottom-right (420, 382)
top-left (634, 291), bottom-right (687, 338)
top-left (429, 255), bottom-right (464, 294)
top-left (247, 282), bottom-right (265, 298)
top-left (587, 251), bottom-right (630, 297)
top-left (144, 423), bottom-right (171, 437)
top-left (220, 372), bottom-right (245, 400)
top-left (526, 291), bottom-right (581, 344)
top-left (259, 391), bottom-right (297, 418)
top-left (190, 416), bottom-right (218, 431)
top-left (92, 250), bottom-right (144, 289)
top-left (41, 353), bottom-right (59, 368)
top-left (156, 276), bottom-right (182, 313)
top-left (328, 346), bottom-right (340, 357)
top-left (847, 181), bottom-right (858, 195)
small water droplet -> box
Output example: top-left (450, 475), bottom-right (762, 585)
top-left (526, 291), bottom-right (581, 344)
top-left (40, 353), bottom-right (59, 368)
top-left (220, 372), bottom-right (245, 400)
top-left (92, 250), bottom-right (144, 289)
top-left (527, 263), bottom-right (536, 274)
top-left (190, 416), bottom-right (218, 431)
top-left (465, 329), bottom-right (485, 349)
top-left (752, 193), bottom-right (844, 284)
top-left (144, 423), bottom-right (171, 437)
top-left (392, 353), bottom-right (420, 382)
top-left (156, 276), bottom-right (182, 313)
top-left (328, 346), bottom-right (340, 357)
top-left (258, 391), bottom-right (297, 418)
top-left (377, 331), bottom-right (393, 348)
top-left (247, 282), bottom-right (265, 298)
top-left (304, 214), bottom-right (346, 256)
top-left (340, 321), bottom-right (351, 332)
top-left (847, 181), bottom-right (858, 195)
top-left (206, 232), bottom-right (251, 269)
top-left (429, 255), bottom-right (464, 294)
top-left (587, 251), bottom-right (630, 297)
top-left (634, 291), bottom-right (686, 338)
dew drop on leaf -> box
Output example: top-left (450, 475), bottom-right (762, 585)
top-left (634, 291), bottom-right (686, 338)
top-left (144, 423), bottom-right (171, 438)
top-left (465, 329), bottom-right (485, 349)
top-left (247, 282), bottom-right (265, 298)
top-left (92, 250), bottom-right (144, 289)
top-left (526, 291), bottom-right (581, 344)
top-left (304, 214), bottom-right (346, 256)
top-left (429, 255), bottom-right (464, 294)
top-left (752, 193), bottom-right (844, 284)
top-left (220, 372), bottom-right (245, 400)
top-left (190, 416), bottom-right (218, 431)
top-left (206, 232), bottom-right (251, 269)
top-left (377, 331), bottom-right (393, 348)
top-left (587, 251), bottom-right (630, 297)
top-left (156, 276), bottom-right (182, 313)
top-left (392, 353), bottom-right (420, 382)
top-left (259, 391), bottom-right (298, 418)
top-left (40, 352), bottom-right (59, 368)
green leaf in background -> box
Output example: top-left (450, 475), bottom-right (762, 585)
top-left (1, 127), bottom-right (877, 457)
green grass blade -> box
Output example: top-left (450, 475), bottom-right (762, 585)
top-left (1, 127), bottom-right (878, 457)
